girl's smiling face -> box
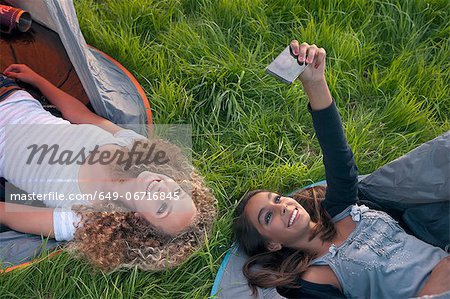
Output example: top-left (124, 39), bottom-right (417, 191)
top-left (244, 192), bottom-right (314, 250)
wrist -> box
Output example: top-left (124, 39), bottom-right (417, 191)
top-left (301, 78), bottom-right (329, 97)
top-left (32, 76), bottom-right (48, 89)
top-left (300, 77), bottom-right (327, 88)
top-left (301, 78), bottom-right (332, 111)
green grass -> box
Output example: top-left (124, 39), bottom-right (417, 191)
top-left (2, 0), bottom-right (450, 298)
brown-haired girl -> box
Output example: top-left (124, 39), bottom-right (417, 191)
top-left (234, 41), bottom-right (450, 298)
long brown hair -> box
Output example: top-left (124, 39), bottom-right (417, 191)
top-left (233, 186), bottom-right (336, 292)
top-left (67, 138), bottom-right (217, 271)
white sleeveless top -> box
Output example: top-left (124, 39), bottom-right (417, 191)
top-left (0, 90), bottom-right (146, 240)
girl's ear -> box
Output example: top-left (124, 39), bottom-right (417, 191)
top-left (267, 241), bottom-right (282, 252)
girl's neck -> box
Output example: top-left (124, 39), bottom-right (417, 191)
top-left (301, 235), bottom-right (333, 258)
top-left (288, 221), bottom-right (333, 257)
top-left (308, 216), bottom-right (357, 258)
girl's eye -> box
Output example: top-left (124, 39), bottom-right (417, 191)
top-left (157, 202), bottom-right (168, 215)
top-left (265, 212), bottom-right (272, 224)
top-left (274, 196), bottom-right (281, 203)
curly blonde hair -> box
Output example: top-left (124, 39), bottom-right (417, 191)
top-left (67, 138), bottom-right (217, 271)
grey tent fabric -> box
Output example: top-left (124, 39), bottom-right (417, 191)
top-left (0, 230), bottom-right (59, 268)
top-left (212, 131), bottom-right (450, 299)
top-left (359, 131), bottom-right (449, 205)
top-left (358, 131), bottom-right (450, 249)
top-left (88, 48), bottom-right (147, 134)
top-left (5, 0), bottom-right (149, 136)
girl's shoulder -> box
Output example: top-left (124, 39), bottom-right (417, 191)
top-left (301, 265), bottom-right (342, 291)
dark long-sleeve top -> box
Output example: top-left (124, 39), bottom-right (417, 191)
top-left (278, 100), bottom-right (358, 299)
top-left (311, 100), bottom-right (359, 217)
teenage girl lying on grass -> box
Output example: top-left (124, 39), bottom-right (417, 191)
top-left (234, 41), bottom-right (450, 298)
top-left (0, 65), bottom-right (216, 271)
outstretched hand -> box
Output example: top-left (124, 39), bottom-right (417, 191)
top-left (3, 64), bottom-right (44, 86)
top-left (289, 40), bottom-right (327, 84)
top-left (289, 41), bottom-right (332, 110)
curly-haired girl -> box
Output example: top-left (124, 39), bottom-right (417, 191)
top-left (233, 40), bottom-right (449, 298)
top-left (0, 65), bottom-right (216, 270)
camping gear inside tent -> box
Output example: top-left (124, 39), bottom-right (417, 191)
top-left (211, 131), bottom-right (450, 299)
top-left (0, 4), bottom-right (32, 34)
top-left (0, 0), bottom-right (152, 272)
top-left (0, 0), bottom-right (152, 131)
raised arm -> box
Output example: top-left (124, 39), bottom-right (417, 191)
top-left (291, 41), bottom-right (359, 217)
top-left (3, 64), bottom-right (123, 134)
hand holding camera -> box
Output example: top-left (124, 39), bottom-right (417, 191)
top-left (266, 41), bottom-right (326, 85)
top-left (267, 41), bottom-right (331, 111)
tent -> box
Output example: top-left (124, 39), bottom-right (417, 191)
top-left (0, 0), bottom-right (152, 134)
top-left (0, 0), bottom-right (152, 271)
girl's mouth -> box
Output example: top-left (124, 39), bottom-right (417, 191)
top-left (146, 179), bottom-right (162, 192)
top-left (288, 208), bottom-right (299, 227)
